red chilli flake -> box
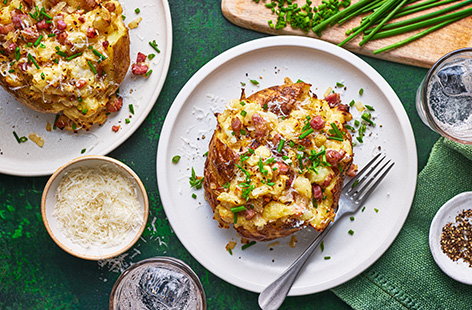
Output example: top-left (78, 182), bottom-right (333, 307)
top-left (440, 209), bottom-right (472, 267)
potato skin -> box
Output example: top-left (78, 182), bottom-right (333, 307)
top-left (204, 79), bottom-right (353, 241)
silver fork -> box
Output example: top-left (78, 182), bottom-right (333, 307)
top-left (258, 153), bottom-right (394, 310)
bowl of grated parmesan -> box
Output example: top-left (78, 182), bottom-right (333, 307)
top-left (41, 155), bottom-right (149, 260)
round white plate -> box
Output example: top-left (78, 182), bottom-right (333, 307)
top-left (0, 0), bottom-right (172, 176)
top-left (156, 36), bottom-right (417, 295)
top-left (429, 192), bottom-right (472, 285)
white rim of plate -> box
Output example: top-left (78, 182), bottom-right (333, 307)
top-left (1, 0), bottom-right (173, 177)
top-left (156, 36), bottom-right (417, 295)
top-left (429, 191), bottom-right (472, 285)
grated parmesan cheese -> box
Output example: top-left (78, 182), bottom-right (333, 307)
top-left (53, 166), bottom-right (143, 248)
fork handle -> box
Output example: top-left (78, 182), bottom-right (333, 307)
top-left (258, 223), bottom-right (335, 310)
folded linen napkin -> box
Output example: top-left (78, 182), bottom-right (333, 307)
top-left (332, 138), bottom-right (472, 310)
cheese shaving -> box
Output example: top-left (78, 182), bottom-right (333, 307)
top-left (53, 166), bottom-right (143, 248)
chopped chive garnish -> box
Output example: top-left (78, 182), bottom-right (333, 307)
top-left (56, 50), bottom-right (68, 57)
top-left (328, 136), bottom-right (344, 141)
top-left (345, 125), bottom-right (355, 132)
top-left (27, 42), bottom-right (33, 47)
top-left (361, 113), bottom-right (375, 126)
top-left (239, 101), bottom-right (246, 106)
top-left (149, 40), bottom-right (161, 53)
top-left (352, 180), bottom-right (360, 188)
top-left (240, 110), bottom-right (247, 117)
top-left (13, 131), bottom-right (27, 143)
top-left (320, 241), bottom-right (324, 252)
top-left (3, 0), bottom-right (7, 4)
top-left (242, 241), bottom-right (256, 250)
top-left (349, 100), bottom-right (355, 107)
top-left (189, 167), bottom-right (204, 189)
top-left (33, 35), bottom-right (43, 47)
top-left (81, 108), bottom-right (88, 115)
top-left (88, 46), bottom-right (107, 60)
top-left (192, 193), bottom-right (197, 199)
top-left (203, 151), bottom-right (208, 157)
top-left (145, 69), bottom-right (153, 77)
top-left (296, 79), bottom-right (304, 83)
top-left (362, 206), bottom-right (366, 212)
top-left (40, 72), bottom-right (45, 80)
top-left (135, 8), bottom-right (140, 14)
top-left (359, 88), bottom-right (364, 95)
top-left (336, 82), bottom-right (344, 87)
top-left (240, 129), bottom-right (247, 135)
top-left (233, 212), bottom-right (238, 224)
top-left (129, 104), bottom-right (135, 115)
top-left (288, 140), bottom-right (295, 147)
top-left (231, 206), bottom-right (247, 213)
top-left (258, 159), bottom-right (268, 176)
top-left (356, 136), bottom-right (364, 143)
top-left (365, 104), bottom-right (375, 111)
top-left (350, 216), bottom-right (355, 221)
top-left (125, 118), bottom-right (130, 124)
top-left (324, 256), bottom-right (331, 260)
top-left (77, 97), bottom-right (82, 103)
top-left (172, 155), bottom-right (181, 163)
top-left (15, 47), bottom-right (20, 61)
top-left (81, 148), bottom-right (86, 154)
top-left (223, 182), bottom-right (230, 189)
top-left (235, 164), bottom-right (251, 179)
top-left (247, 148), bottom-right (255, 154)
top-left (53, 59), bottom-right (59, 64)
top-left (265, 157), bottom-right (275, 164)
top-left (41, 11), bottom-right (52, 20)
top-left (267, 182), bottom-right (275, 186)
top-left (66, 52), bottom-right (82, 61)
top-left (87, 60), bottom-right (97, 74)
top-left (148, 53), bottom-right (156, 60)
top-left (277, 139), bottom-right (285, 153)
top-left (348, 229), bottom-right (355, 235)
top-left (374, 208), bottom-right (379, 213)
top-left (121, 15), bottom-right (126, 20)
top-left (299, 128), bottom-right (314, 140)
top-left (27, 53), bottom-right (40, 69)
top-left (250, 79), bottom-right (259, 85)
top-left (8, 69), bottom-right (14, 73)
top-left (354, 120), bottom-right (360, 127)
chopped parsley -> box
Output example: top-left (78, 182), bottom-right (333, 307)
top-left (242, 241), bottom-right (256, 250)
top-left (359, 88), bottom-right (364, 95)
top-left (172, 155), bottom-right (181, 163)
top-left (149, 40), bottom-right (161, 53)
top-left (348, 229), bottom-right (355, 235)
top-left (249, 79), bottom-right (259, 85)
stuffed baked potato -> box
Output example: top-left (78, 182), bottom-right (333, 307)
top-left (0, 0), bottom-right (129, 130)
top-left (204, 78), bottom-right (355, 241)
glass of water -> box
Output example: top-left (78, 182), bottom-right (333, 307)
top-left (416, 48), bottom-right (472, 144)
top-left (109, 257), bottom-right (206, 310)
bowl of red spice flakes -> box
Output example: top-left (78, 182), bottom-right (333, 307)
top-left (429, 191), bottom-right (472, 285)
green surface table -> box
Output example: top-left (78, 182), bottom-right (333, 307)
top-left (0, 1), bottom-right (440, 309)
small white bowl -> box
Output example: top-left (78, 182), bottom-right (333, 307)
top-left (41, 155), bottom-right (149, 260)
top-left (429, 191), bottom-right (472, 285)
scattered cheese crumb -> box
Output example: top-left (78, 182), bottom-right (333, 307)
top-left (28, 133), bottom-right (44, 147)
top-left (46, 122), bottom-right (52, 132)
top-left (128, 17), bottom-right (142, 29)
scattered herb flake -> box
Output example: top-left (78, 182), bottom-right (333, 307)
top-left (172, 155), bottom-right (181, 163)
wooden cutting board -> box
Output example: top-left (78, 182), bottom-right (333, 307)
top-left (222, 0), bottom-right (472, 68)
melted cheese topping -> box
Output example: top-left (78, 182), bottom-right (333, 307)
top-left (213, 82), bottom-right (353, 233)
top-left (53, 166), bottom-right (143, 248)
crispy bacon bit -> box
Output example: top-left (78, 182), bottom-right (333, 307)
top-left (0, 24), bottom-right (14, 34)
top-left (75, 80), bottom-right (87, 89)
top-left (36, 20), bottom-right (51, 30)
top-left (131, 63), bottom-right (148, 75)
top-left (231, 117), bottom-right (242, 132)
top-left (86, 27), bottom-right (97, 38)
top-left (54, 115), bottom-right (69, 130)
top-left (346, 163), bottom-right (358, 177)
top-left (104, 1), bottom-right (116, 11)
top-left (324, 93), bottom-right (341, 107)
top-left (321, 174), bottom-right (334, 187)
top-left (136, 52), bottom-right (147, 63)
top-left (6, 42), bottom-right (17, 53)
top-left (337, 104), bottom-right (350, 113)
top-left (85, 0), bottom-right (98, 10)
top-left (56, 20), bottom-right (67, 31)
top-left (298, 137), bottom-right (313, 147)
top-left (244, 209), bottom-right (256, 220)
top-left (310, 115), bottom-right (325, 130)
top-left (56, 32), bottom-right (68, 44)
top-left (102, 40), bottom-right (109, 49)
top-left (112, 125), bottom-right (120, 132)
top-left (271, 133), bottom-right (281, 146)
top-left (326, 149), bottom-right (346, 165)
top-left (312, 184), bottom-right (323, 200)
top-left (78, 16), bottom-right (85, 23)
top-left (252, 113), bottom-right (267, 137)
top-left (106, 96), bottom-right (123, 113)
top-left (275, 162), bottom-right (289, 174)
top-left (23, 0), bottom-right (33, 5)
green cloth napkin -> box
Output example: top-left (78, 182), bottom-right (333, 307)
top-left (332, 138), bottom-right (472, 310)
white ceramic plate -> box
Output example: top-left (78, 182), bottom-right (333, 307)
top-left (429, 192), bottom-right (472, 285)
top-left (0, 0), bottom-right (172, 176)
top-left (156, 36), bottom-right (417, 295)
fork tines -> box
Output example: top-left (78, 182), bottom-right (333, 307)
top-left (344, 153), bottom-right (395, 203)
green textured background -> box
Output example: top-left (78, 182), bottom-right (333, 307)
top-left (0, 1), bottom-right (440, 309)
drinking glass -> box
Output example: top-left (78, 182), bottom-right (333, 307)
top-left (416, 48), bottom-right (472, 144)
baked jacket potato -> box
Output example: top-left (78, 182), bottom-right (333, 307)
top-left (0, 0), bottom-right (129, 130)
top-left (204, 78), bottom-right (354, 241)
